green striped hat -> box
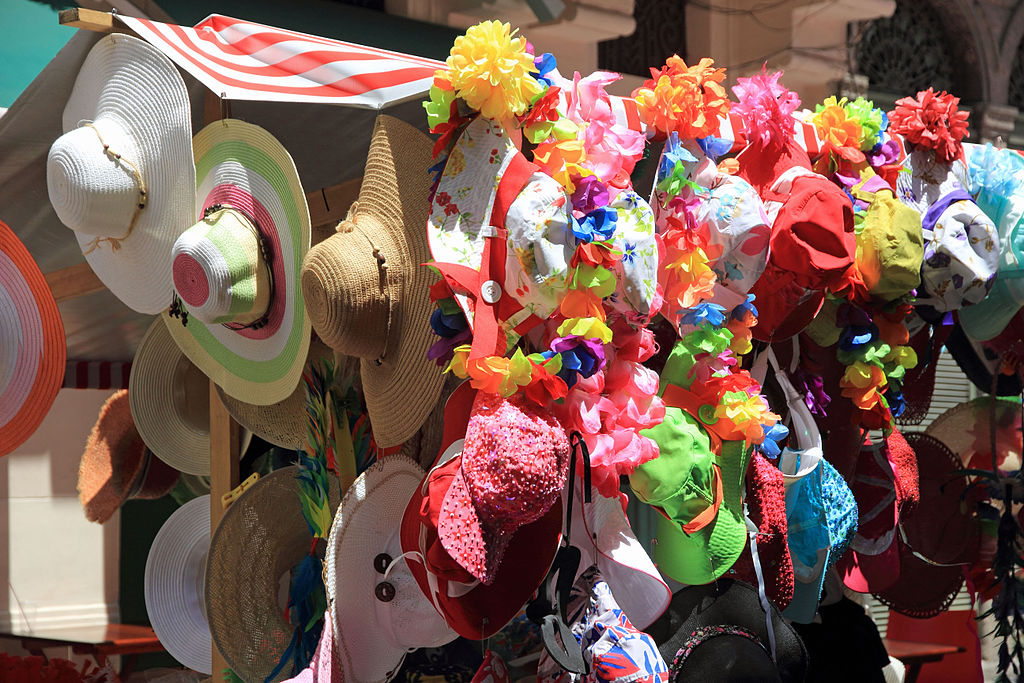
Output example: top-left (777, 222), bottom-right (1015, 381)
top-left (164, 119), bottom-right (311, 406)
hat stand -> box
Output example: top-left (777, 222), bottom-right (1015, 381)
top-left (49, 9), bottom-right (367, 675)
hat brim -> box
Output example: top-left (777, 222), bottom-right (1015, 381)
top-left (651, 579), bottom-right (808, 683)
top-left (131, 317), bottom-right (252, 476)
top-left (838, 537), bottom-right (901, 593)
top-left (357, 116), bottom-right (446, 448)
top-left (572, 482), bottom-right (670, 630)
top-left (56, 34), bottom-right (195, 314)
top-left (402, 453), bottom-right (561, 640)
top-left (326, 456), bottom-right (457, 683)
top-left (165, 119), bottom-right (311, 406)
top-left (0, 220), bottom-right (66, 457)
top-left (207, 467), bottom-right (341, 682)
top-left (144, 495), bottom-right (211, 674)
top-left (652, 442), bottom-right (751, 584)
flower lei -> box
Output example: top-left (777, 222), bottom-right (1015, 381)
top-left (888, 87), bottom-right (969, 164)
top-left (423, 23), bottom-right (664, 497)
top-left (834, 302), bottom-right (918, 432)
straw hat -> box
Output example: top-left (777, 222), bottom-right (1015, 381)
top-left (46, 33), bottom-right (195, 314)
top-left (130, 317), bottom-right (252, 476)
top-left (0, 220), bottom-right (66, 457)
top-left (214, 338), bottom-right (350, 450)
top-left (302, 115), bottom-right (442, 449)
top-left (78, 389), bottom-right (180, 523)
top-left (206, 466), bottom-right (341, 682)
top-left (144, 495), bottom-right (212, 675)
top-left (926, 397), bottom-right (1023, 472)
top-left (325, 456), bottom-right (458, 683)
top-left (164, 119), bottom-right (311, 406)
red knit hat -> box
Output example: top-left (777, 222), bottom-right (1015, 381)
top-left (729, 452), bottom-right (794, 609)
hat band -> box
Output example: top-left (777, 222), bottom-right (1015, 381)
top-left (80, 122), bottom-right (149, 255)
top-left (671, 624), bottom-right (768, 672)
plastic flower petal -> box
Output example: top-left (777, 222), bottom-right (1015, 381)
top-left (730, 67), bottom-right (800, 148)
top-left (632, 56), bottom-right (729, 138)
top-left (843, 97), bottom-right (887, 151)
top-left (558, 317), bottom-right (613, 343)
top-left (888, 88), bottom-right (969, 164)
top-left (445, 21), bottom-right (545, 121)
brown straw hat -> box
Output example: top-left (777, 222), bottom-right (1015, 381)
top-left (206, 466), bottom-right (340, 682)
top-left (78, 389), bottom-right (180, 523)
top-left (301, 115), bottom-right (443, 449)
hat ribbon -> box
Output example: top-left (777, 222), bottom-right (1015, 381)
top-left (81, 122), bottom-right (148, 255)
top-left (428, 154), bottom-right (543, 360)
top-left (744, 507), bottom-right (778, 662)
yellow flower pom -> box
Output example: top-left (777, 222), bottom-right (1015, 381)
top-left (445, 21), bottom-right (544, 121)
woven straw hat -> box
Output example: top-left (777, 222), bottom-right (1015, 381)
top-left (47, 33), bottom-right (195, 314)
top-left (130, 316), bottom-right (251, 475)
top-left (206, 466), bottom-right (341, 682)
top-left (164, 119), bottom-right (311, 406)
top-left (325, 455), bottom-right (457, 683)
top-left (0, 220), bottom-right (66, 457)
top-left (926, 397), bottom-right (1023, 472)
top-left (78, 389), bottom-right (180, 523)
top-left (302, 115), bottom-right (442, 449)
top-left (144, 495), bottom-right (212, 674)
top-left (215, 338), bottom-right (354, 450)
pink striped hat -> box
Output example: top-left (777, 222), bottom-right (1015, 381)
top-left (164, 120), bottom-right (311, 406)
top-left (0, 220), bottom-right (66, 457)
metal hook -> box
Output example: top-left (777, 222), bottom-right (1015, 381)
top-left (220, 93), bottom-right (230, 124)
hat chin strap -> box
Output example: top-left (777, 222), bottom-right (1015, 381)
top-left (744, 506), bottom-right (777, 663)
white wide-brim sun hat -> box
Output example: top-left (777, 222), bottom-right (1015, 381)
top-left (47, 33), bottom-right (195, 314)
top-left (144, 495), bottom-right (212, 675)
top-left (325, 456), bottom-right (457, 683)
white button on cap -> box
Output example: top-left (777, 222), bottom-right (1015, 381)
top-left (481, 280), bottom-right (502, 304)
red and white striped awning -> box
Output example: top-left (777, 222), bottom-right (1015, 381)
top-left (118, 14), bottom-right (446, 108)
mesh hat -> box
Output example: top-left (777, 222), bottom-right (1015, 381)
top-left (325, 456), bottom-right (458, 683)
top-left (0, 220), bottom-right (66, 457)
top-left (77, 389), bottom-right (180, 523)
top-left (165, 119), bottom-right (312, 407)
top-left (631, 408), bottom-right (750, 585)
top-left (206, 466), bottom-right (341, 682)
top-left (46, 33), bottom-right (195, 314)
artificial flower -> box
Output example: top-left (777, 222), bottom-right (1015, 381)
top-left (550, 335), bottom-right (607, 386)
top-left (888, 88), bottom-right (969, 164)
top-left (424, 78), bottom-right (456, 130)
top-left (445, 21), bottom-right (545, 121)
top-left (572, 240), bottom-right (622, 269)
top-left (573, 207), bottom-right (618, 243)
top-left (523, 360), bottom-right (568, 407)
top-left (521, 86), bottom-right (563, 143)
top-left (757, 421), bottom-right (791, 459)
top-left (427, 328), bottom-right (471, 367)
top-left (679, 302), bottom-right (727, 327)
top-left (730, 67), bottom-right (800, 148)
top-left (843, 97), bottom-right (887, 151)
top-left (571, 175), bottom-right (610, 213)
top-left (812, 96), bottom-right (866, 171)
top-left (558, 317), bottom-right (613, 343)
top-left (632, 56), bottom-right (729, 138)
top-left (531, 52), bottom-right (558, 86)
top-left (611, 320), bottom-right (658, 362)
top-left (559, 287), bottom-right (606, 320)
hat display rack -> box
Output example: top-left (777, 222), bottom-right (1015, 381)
top-left (4, 4), bottom-right (1024, 682)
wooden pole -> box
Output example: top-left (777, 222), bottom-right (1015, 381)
top-left (208, 381), bottom-right (239, 678)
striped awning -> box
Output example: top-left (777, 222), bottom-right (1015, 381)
top-left (117, 14), bottom-right (446, 108)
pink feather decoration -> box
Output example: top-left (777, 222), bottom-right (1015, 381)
top-left (730, 67), bottom-right (800, 148)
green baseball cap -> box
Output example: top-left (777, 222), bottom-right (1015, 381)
top-left (630, 406), bottom-right (750, 585)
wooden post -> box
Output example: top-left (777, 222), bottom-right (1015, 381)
top-left (208, 380), bottom-right (239, 678)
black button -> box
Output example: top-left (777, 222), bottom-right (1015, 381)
top-left (375, 581), bottom-right (396, 602)
top-left (373, 553), bottom-right (392, 574)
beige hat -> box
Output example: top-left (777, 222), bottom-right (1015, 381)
top-left (47, 33), bottom-right (195, 314)
top-left (215, 339), bottom-right (361, 451)
top-left (301, 115), bottom-right (442, 449)
top-left (206, 466), bottom-right (341, 682)
top-left (130, 317), bottom-right (251, 476)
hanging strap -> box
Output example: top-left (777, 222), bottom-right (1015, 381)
top-left (745, 506), bottom-right (778, 662)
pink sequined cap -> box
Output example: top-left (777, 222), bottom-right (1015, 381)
top-left (439, 391), bottom-right (570, 585)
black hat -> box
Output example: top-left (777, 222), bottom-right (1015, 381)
top-left (945, 319), bottom-right (1023, 396)
top-left (648, 579), bottom-right (808, 683)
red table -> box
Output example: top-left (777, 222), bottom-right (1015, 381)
top-left (0, 623), bottom-right (165, 676)
top-left (884, 637), bottom-right (967, 683)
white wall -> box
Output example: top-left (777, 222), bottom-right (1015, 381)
top-left (0, 388), bottom-right (120, 638)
